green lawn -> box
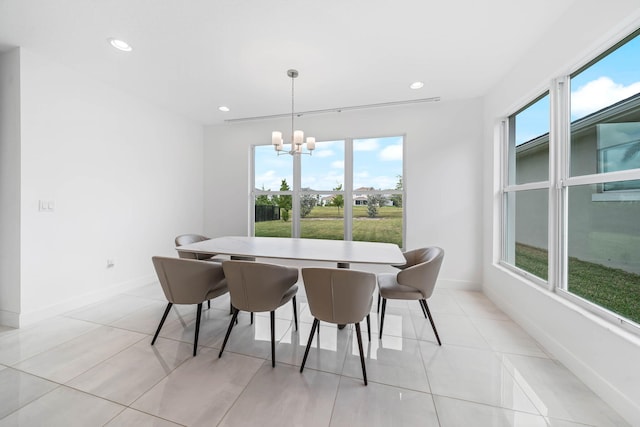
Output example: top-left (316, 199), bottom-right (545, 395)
top-left (516, 243), bottom-right (640, 324)
top-left (255, 205), bottom-right (403, 246)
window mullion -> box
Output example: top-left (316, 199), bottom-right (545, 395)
top-left (292, 152), bottom-right (301, 238)
top-left (344, 138), bottom-right (353, 241)
top-left (549, 76), bottom-right (570, 292)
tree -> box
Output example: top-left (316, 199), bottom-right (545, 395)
top-left (367, 193), bottom-right (388, 218)
top-left (390, 175), bottom-right (403, 207)
top-left (274, 179), bottom-right (292, 221)
top-left (300, 188), bottom-right (317, 218)
top-left (255, 185), bottom-right (274, 206)
top-left (331, 184), bottom-right (344, 213)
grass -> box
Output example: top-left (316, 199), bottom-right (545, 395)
top-left (254, 205), bottom-right (403, 246)
top-left (516, 243), bottom-right (640, 324)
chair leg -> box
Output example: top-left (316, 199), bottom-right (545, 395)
top-left (366, 314), bottom-right (371, 341)
top-left (300, 318), bottom-right (319, 372)
top-left (152, 302), bottom-right (173, 345)
top-left (193, 303), bottom-right (202, 357)
top-left (229, 301), bottom-right (233, 315)
top-left (421, 299), bottom-right (441, 346)
top-left (251, 312), bottom-right (254, 325)
top-left (219, 308), bottom-right (239, 358)
top-left (419, 299), bottom-right (427, 318)
top-left (355, 322), bottom-right (367, 385)
top-left (377, 293), bottom-right (381, 313)
top-left (379, 298), bottom-right (387, 339)
top-left (270, 311), bottom-right (276, 367)
top-left (207, 300), bottom-right (211, 310)
top-left (292, 296), bottom-right (298, 331)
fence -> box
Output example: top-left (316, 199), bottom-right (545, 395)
top-left (255, 205), bottom-right (280, 222)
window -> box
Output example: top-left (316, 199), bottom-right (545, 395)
top-left (502, 94), bottom-right (550, 282)
top-left (300, 140), bottom-right (345, 240)
top-left (500, 28), bottom-right (640, 331)
top-left (252, 136), bottom-right (404, 247)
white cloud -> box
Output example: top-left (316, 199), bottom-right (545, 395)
top-left (255, 170), bottom-right (291, 191)
top-left (354, 139), bottom-right (379, 151)
top-left (379, 143), bottom-right (402, 161)
top-left (314, 149), bottom-right (334, 158)
top-left (331, 160), bottom-right (344, 169)
top-left (571, 76), bottom-right (640, 118)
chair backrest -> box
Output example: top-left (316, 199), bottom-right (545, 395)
top-left (222, 261), bottom-right (298, 312)
top-left (396, 247), bottom-right (444, 299)
top-left (302, 268), bottom-right (376, 325)
top-left (175, 234), bottom-right (212, 260)
top-left (152, 256), bottom-right (225, 304)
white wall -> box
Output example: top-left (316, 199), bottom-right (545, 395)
top-left (9, 49), bottom-right (205, 325)
top-left (0, 49), bottom-right (21, 326)
top-left (204, 98), bottom-right (484, 289)
top-left (483, 1), bottom-right (640, 424)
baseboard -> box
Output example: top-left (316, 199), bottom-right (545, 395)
top-left (17, 274), bottom-right (157, 328)
top-left (485, 285), bottom-right (640, 426)
top-left (0, 309), bottom-right (19, 328)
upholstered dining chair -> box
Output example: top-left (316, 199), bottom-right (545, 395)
top-left (176, 234), bottom-right (224, 309)
top-left (219, 260), bottom-right (299, 367)
top-left (151, 256), bottom-right (228, 356)
top-left (300, 268), bottom-right (376, 385)
top-left (377, 247), bottom-right (444, 344)
top-left (175, 234), bottom-right (220, 261)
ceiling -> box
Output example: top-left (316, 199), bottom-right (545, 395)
top-left (0, 0), bottom-right (578, 126)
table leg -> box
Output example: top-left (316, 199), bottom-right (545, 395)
top-left (337, 262), bottom-right (349, 329)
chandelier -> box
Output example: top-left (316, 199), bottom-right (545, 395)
top-left (272, 69), bottom-right (315, 156)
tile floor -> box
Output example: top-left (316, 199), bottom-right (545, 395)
top-left (0, 270), bottom-right (630, 426)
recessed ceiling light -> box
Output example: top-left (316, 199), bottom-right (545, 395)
top-left (410, 81), bottom-right (424, 90)
top-left (108, 38), bottom-right (132, 52)
top-left (218, 106), bottom-right (230, 112)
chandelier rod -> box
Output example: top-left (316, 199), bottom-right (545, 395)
top-left (291, 70), bottom-right (295, 143)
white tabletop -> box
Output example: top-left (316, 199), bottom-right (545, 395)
top-left (177, 236), bottom-right (405, 266)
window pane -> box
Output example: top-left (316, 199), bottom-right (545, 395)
top-left (301, 140), bottom-right (344, 190)
top-left (570, 32), bottom-right (640, 179)
top-left (254, 145), bottom-right (292, 237)
top-left (352, 193), bottom-right (403, 247)
top-left (353, 136), bottom-right (403, 246)
top-left (509, 94), bottom-right (550, 185)
top-left (300, 193), bottom-right (344, 240)
top-left (353, 136), bottom-right (403, 190)
top-left (504, 189), bottom-right (548, 280)
top-left (567, 182), bottom-right (640, 324)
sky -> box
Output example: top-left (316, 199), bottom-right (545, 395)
top-left (254, 136), bottom-right (403, 192)
top-left (515, 32), bottom-right (640, 146)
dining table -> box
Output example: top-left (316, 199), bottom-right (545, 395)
top-left (176, 235), bottom-right (406, 268)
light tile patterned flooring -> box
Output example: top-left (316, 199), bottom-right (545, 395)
top-left (0, 270), bottom-right (630, 426)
